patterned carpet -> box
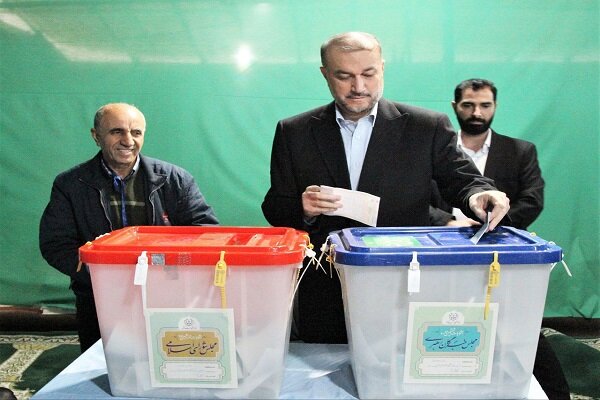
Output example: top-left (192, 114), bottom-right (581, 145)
top-left (0, 327), bottom-right (598, 399)
top-left (0, 333), bottom-right (79, 400)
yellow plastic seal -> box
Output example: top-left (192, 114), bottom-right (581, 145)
top-left (214, 251), bottom-right (227, 287)
top-left (214, 251), bottom-right (227, 308)
top-left (484, 252), bottom-right (501, 319)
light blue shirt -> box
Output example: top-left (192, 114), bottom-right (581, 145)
top-left (335, 103), bottom-right (378, 190)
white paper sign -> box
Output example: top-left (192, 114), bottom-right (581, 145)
top-left (402, 302), bottom-right (498, 384)
top-left (145, 309), bottom-right (238, 388)
top-left (320, 185), bottom-right (380, 226)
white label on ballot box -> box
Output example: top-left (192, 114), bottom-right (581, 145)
top-left (144, 308), bottom-right (238, 388)
top-left (401, 302), bottom-right (498, 384)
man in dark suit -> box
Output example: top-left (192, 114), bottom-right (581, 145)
top-left (430, 78), bottom-right (544, 229)
top-left (430, 79), bottom-right (569, 399)
top-left (261, 32), bottom-right (510, 344)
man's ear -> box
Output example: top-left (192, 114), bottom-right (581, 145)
top-left (90, 128), bottom-right (99, 146)
top-left (451, 101), bottom-right (457, 112)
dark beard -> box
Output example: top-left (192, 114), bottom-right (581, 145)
top-left (457, 116), bottom-right (493, 136)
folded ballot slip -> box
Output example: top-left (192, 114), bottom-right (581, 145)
top-left (320, 185), bottom-right (380, 227)
top-left (470, 211), bottom-right (491, 244)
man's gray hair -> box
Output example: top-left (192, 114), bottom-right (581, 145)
top-left (320, 32), bottom-right (382, 68)
top-left (93, 103), bottom-right (142, 130)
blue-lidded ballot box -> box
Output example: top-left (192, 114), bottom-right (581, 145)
top-left (329, 226), bottom-right (562, 399)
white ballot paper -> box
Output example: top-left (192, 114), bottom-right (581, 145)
top-left (320, 185), bottom-right (380, 226)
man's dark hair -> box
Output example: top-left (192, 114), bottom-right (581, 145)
top-left (454, 79), bottom-right (497, 102)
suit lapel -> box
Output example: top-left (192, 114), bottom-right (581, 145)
top-left (358, 99), bottom-right (407, 192)
top-left (483, 130), bottom-right (503, 178)
top-left (309, 103), bottom-right (352, 188)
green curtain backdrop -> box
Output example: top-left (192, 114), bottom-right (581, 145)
top-left (1, 0), bottom-right (598, 318)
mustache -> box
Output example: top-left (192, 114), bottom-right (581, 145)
top-left (467, 117), bottom-right (486, 123)
top-left (347, 92), bottom-right (371, 98)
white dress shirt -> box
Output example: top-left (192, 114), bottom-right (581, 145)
top-left (453, 129), bottom-right (492, 219)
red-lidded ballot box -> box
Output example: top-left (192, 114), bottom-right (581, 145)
top-left (329, 226), bottom-right (563, 399)
top-left (79, 226), bottom-right (308, 399)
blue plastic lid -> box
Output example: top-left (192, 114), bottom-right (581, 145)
top-left (329, 226), bottom-right (562, 266)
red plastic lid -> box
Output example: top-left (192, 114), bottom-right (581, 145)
top-left (79, 226), bottom-right (309, 266)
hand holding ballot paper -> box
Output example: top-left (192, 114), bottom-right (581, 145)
top-left (301, 185), bottom-right (380, 227)
top-left (320, 186), bottom-right (380, 226)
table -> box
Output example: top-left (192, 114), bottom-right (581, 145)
top-left (32, 341), bottom-right (547, 399)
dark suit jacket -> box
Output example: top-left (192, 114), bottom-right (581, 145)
top-left (430, 130), bottom-right (544, 229)
top-left (262, 99), bottom-right (496, 343)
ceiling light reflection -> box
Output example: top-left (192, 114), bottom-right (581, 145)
top-left (43, 34), bottom-right (132, 63)
top-left (234, 44), bottom-right (254, 72)
top-left (0, 11), bottom-right (34, 34)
